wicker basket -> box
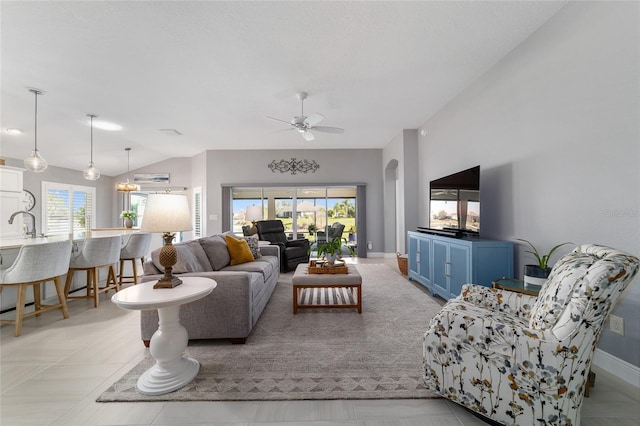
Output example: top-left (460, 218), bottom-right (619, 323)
top-left (397, 252), bottom-right (408, 276)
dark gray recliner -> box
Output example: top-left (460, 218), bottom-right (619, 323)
top-left (256, 220), bottom-right (310, 272)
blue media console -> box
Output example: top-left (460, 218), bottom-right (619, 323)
top-left (407, 231), bottom-right (514, 300)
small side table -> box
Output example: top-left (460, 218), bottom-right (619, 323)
top-left (111, 276), bottom-right (216, 395)
top-left (492, 277), bottom-right (541, 296)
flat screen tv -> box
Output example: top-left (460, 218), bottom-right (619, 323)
top-left (429, 165), bottom-right (480, 235)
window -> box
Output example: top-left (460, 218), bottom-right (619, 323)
top-left (42, 181), bottom-right (96, 236)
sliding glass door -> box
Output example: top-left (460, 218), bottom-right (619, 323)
top-left (230, 185), bottom-right (358, 251)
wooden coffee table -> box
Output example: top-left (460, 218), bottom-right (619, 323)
top-left (291, 263), bottom-right (362, 314)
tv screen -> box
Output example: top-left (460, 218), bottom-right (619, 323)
top-left (429, 166), bottom-right (480, 234)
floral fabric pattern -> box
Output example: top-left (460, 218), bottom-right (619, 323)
top-left (423, 244), bottom-right (639, 426)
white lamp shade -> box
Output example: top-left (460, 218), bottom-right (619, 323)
top-left (141, 193), bottom-right (192, 233)
top-left (245, 205), bottom-right (263, 222)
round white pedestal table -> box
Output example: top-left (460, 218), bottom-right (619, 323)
top-left (111, 277), bottom-right (216, 395)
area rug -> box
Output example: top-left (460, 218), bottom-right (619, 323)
top-left (97, 263), bottom-right (444, 402)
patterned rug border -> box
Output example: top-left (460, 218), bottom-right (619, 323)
top-left (97, 264), bottom-right (442, 402)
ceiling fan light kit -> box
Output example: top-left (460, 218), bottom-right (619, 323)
top-left (266, 91), bottom-right (344, 141)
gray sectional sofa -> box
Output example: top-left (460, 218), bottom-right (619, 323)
top-left (140, 233), bottom-right (280, 345)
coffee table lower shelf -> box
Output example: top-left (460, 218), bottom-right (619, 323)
top-left (293, 284), bottom-right (362, 314)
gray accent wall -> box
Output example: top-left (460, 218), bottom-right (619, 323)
top-left (416, 2), bottom-right (639, 366)
top-left (203, 149), bottom-right (384, 255)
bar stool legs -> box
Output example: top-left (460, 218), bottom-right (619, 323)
top-left (64, 264), bottom-right (119, 308)
top-left (119, 257), bottom-right (144, 285)
top-left (0, 277), bottom-right (70, 337)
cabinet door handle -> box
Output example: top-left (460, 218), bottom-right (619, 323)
top-left (444, 274), bottom-right (450, 278)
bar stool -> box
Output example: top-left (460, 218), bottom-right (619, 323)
top-left (119, 233), bottom-right (152, 285)
top-left (0, 240), bottom-right (72, 337)
top-left (64, 235), bottom-right (122, 308)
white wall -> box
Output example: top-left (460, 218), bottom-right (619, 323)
top-left (417, 2), bottom-right (639, 367)
top-left (382, 129), bottom-right (419, 255)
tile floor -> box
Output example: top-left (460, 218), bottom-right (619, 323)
top-left (1, 258), bottom-right (639, 425)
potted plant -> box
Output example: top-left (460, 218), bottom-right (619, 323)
top-left (517, 238), bottom-right (572, 287)
top-left (120, 210), bottom-right (136, 228)
top-left (348, 226), bottom-right (356, 242)
top-left (307, 223), bottom-right (317, 237)
top-left (317, 237), bottom-right (343, 265)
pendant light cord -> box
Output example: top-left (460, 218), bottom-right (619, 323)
top-left (33, 90), bottom-right (39, 151)
top-left (90, 115), bottom-right (94, 164)
top-left (126, 147), bottom-right (132, 181)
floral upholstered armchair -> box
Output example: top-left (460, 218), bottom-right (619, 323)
top-left (423, 244), bottom-right (639, 426)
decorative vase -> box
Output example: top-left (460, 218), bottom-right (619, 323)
top-left (523, 264), bottom-right (550, 287)
top-left (325, 253), bottom-right (338, 264)
top-left (124, 218), bottom-right (133, 229)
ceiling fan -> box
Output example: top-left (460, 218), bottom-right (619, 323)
top-left (266, 92), bottom-right (344, 141)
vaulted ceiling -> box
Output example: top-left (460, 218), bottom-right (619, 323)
top-left (1, 1), bottom-right (567, 176)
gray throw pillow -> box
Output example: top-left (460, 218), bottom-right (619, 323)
top-left (151, 243), bottom-right (204, 274)
top-left (183, 239), bottom-right (213, 272)
top-left (199, 235), bottom-right (231, 270)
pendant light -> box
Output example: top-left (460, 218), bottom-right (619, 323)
top-left (83, 114), bottom-right (101, 180)
top-left (23, 89), bottom-right (48, 172)
top-left (115, 147), bottom-right (138, 192)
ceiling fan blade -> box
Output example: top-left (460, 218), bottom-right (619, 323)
top-left (271, 127), bottom-right (295, 134)
top-left (310, 125), bottom-right (344, 134)
top-left (265, 116), bottom-right (292, 125)
top-left (305, 113), bottom-right (324, 126)
top-left (302, 131), bottom-right (315, 141)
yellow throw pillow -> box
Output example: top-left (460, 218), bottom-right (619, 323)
top-left (225, 235), bottom-right (255, 265)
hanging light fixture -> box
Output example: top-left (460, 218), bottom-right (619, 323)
top-left (23, 88), bottom-right (48, 172)
top-left (83, 114), bottom-right (101, 180)
top-left (115, 147), bottom-right (138, 192)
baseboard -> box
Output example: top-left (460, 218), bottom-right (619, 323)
top-left (593, 348), bottom-right (640, 388)
top-left (366, 252), bottom-right (385, 258)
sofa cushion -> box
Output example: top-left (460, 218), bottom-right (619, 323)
top-left (223, 257), bottom-right (274, 281)
top-left (225, 235), bottom-right (254, 265)
top-left (183, 239), bottom-right (214, 272)
top-left (199, 235), bottom-right (231, 271)
top-left (151, 242), bottom-right (205, 274)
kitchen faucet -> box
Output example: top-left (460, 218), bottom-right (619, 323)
top-left (8, 211), bottom-right (37, 238)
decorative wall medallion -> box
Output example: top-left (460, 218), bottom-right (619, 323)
top-left (268, 158), bottom-right (319, 174)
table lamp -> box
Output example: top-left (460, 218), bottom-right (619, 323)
top-left (141, 193), bottom-right (192, 288)
top-left (245, 205), bottom-right (263, 235)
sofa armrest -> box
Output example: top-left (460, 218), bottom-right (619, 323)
top-left (460, 283), bottom-right (537, 319)
top-left (259, 245), bottom-right (280, 258)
